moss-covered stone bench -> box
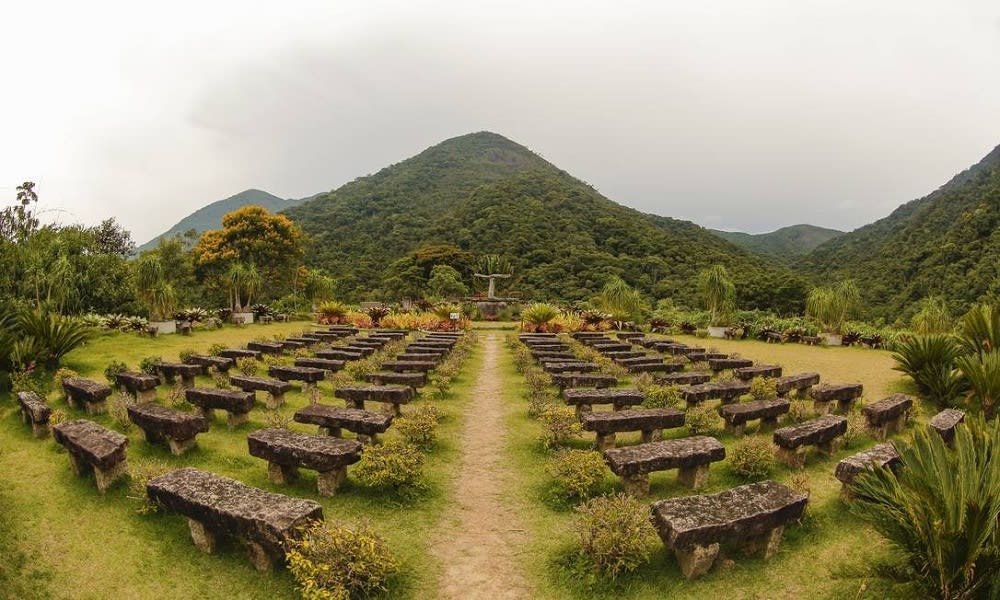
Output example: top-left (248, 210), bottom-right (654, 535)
top-left (294, 404), bottom-right (394, 443)
top-left (229, 375), bottom-right (293, 409)
top-left (563, 388), bottom-right (644, 418)
top-left (380, 360), bottom-right (437, 373)
top-left (719, 398), bottom-right (791, 435)
top-left (410, 339), bottom-right (454, 349)
top-left (52, 419), bottom-right (129, 493)
top-left (304, 331), bottom-right (345, 342)
top-left (285, 336), bottom-right (321, 348)
top-left (834, 443), bottom-right (900, 498)
top-left (327, 326), bottom-right (359, 335)
top-left (62, 377), bottom-right (113, 415)
top-left (218, 348), bottom-right (261, 360)
top-left (351, 339), bottom-right (387, 349)
top-left (532, 350), bottom-right (576, 361)
top-left (247, 341), bottom-right (284, 355)
top-left (17, 391), bottom-right (51, 437)
top-left (541, 361), bottom-right (599, 374)
top-left (862, 394), bottom-right (913, 440)
top-left (651, 480), bottom-right (808, 578)
top-left (396, 352), bottom-right (443, 363)
top-left (604, 436), bottom-right (726, 494)
top-left (604, 351), bottom-right (647, 360)
top-left (366, 371), bottom-right (426, 389)
top-left (655, 371), bottom-right (712, 386)
top-left (335, 384), bottom-right (414, 415)
top-left (268, 365), bottom-right (326, 388)
top-left (551, 373), bottom-right (618, 389)
top-left (775, 372), bottom-right (820, 397)
top-left (316, 348), bottom-right (365, 361)
top-left (147, 467), bottom-right (323, 571)
top-left (279, 339), bottom-right (306, 351)
top-left (114, 371), bottom-right (160, 402)
top-left (185, 387), bottom-right (255, 428)
top-left (184, 354), bottom-right (234, 374)
top-left (580, 407), bottom-right (685, 449)
top-left (523, 341), bottom-right (568, 351)
top-left (707, 357), bottom-right (754, 372)
top-left (773, 415), bottom-right (847, 468)
top-left (733, 365), bottom-right (783, 381)
top-left (248, 428), bottom-right (363, 497)
top-left (156, 362), bottom-right (204, 388)
top-left (626, 361), bottom-right (685, 374)
top-left (294, 357), bottom-right (345, 373)
top-left (929, 408), bottom-right (965, 446)
top-left (810, 383), bottom-right (863, 414)
top-left (680, 381), bottom-right (752, 407)
top-left (127, 402), bottom-right (209, 455)
top-left (591, 342), bottom-right (633, 353)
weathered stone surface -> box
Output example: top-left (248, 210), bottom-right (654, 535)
top-left (531, 351), bottom-right (576, 361)
top-left (580, 408), bottom-right (685, 433)
top-left (185, 388), bottom-right (255, 413)
top-left (247, 341), bottom-right (285, 355)
top-left (373, 329), bottom-right (408, 339)
top-left (366, 371), bottom-right (427, 388)
top-left (773, 415), bottom-right (848, 449)
top-left (380, 360), bottom-right (437, 373)
top-left (655, 371), bottom-right (712, 386)
top-left (929, 408), bottom-right (966, 444)
top-left (614, 356), bottom-right (666, 367)
top-left (339, 345), bottom-right (376, 357)
top-left (115, 371), bottom-right (159, 393)
top-left (862, 394), bottom-right (914, 426)
top-left (280, 340), bottom-right (306, 350)
top-left (351, 339), bottom-right (387, 349)
top-left (285, 337), bottom-right (321, 346)
top-left (268, 365), bottom-right (326, 384)
top-left (563, 388), bottom-right (644, 407)
top-left (603, 436), bottom-right (725, 477)
top-left (733, 365), bottom-right (783, 381)
top-left (53, 419), bottom-right (129, 471)
top-left (327, 326), bottom-right (359, 335)
top-left (523, 341), bottom-right (566, 350)
top-left (17, 391), bottom-right (51, 424)
top-left (128, 403), bottom-right (209, 442)
top-left (316, 349), bottom-right (364, 361)
top-left (146, 467), bottom-right (323, 560)
top-left (541, 361), bottom-right (599, 374)
top-left (570, 332), bottom-right (607, 340)
top-left (835, 443), bottom-right (900, 485)
top-left (305, 332), bottom-right (345, 342)
top-left (396, 352), bottom-right (442, 363)
top-left (229, 375), bottom-right (292, 396)
top-left (681, 381), bottom-right (752, 404)
top-left (707, 358), bottom-right (754, 371)
top-left (294, 404), bottom-right (394, 436)
top-left (248, 428), bottom-right (363, 472)
top-left (157, 362), bottom-right (204, 381)
top-left (408, 343), bottom-right (453, 353)
top-left (184, 355), bottom-right (235, 373)
top-left (604, 351), bottom-right (647, 360)
top-left (63, 377), bottom-right (112, 404)
top-left (720, 399), bottom-right (791, 425)
top-left (628, 362), bottom-right (684, 374)
top-left (410, 339), bottom-right (454, 349)
top-left (218, 348), bottom-right (261, 360)
top-left (775, 372), bottom-right (820, 396)
top-left (651, 480), bottom-right (807, 551)
top-left (591, 343), bottom-right (633, 353)
top-left (294, 358), bottom-right (345, 372)
top-left (550, 374), bottom-right (618, 389)
top-left (616, 332), bottom-right (645, 341)
top-left (335, 385), bottom-right (414, 405)
top-left (810, 383), bottom-right (864, 403)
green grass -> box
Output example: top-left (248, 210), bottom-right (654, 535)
top-left (0, 322), bottom-right (481, 599)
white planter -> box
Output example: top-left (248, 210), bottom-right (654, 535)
top-left (707, 326), bottom-right (728, 338)
top-left (231, 312), bottom-right (255, 325)
top-left (149, 320), bottom-right (176, 335)
top-left (821, 333), bottom-right (842, 346)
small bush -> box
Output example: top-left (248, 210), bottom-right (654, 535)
top-left (641, 384), bottom-right (681, 409)
top-left (178, 348), bottom-right (196, 363)
top-left (749, 377), bottom-right (778, 402)
top-left (207, 343), bottom-right (226, 356)
top-left (264, 411), bottom-right (293, 429)
top-left (548, 450), bottom-right (608, 501)
top-left (209, 367), bottom-right (230, 390)
top-left (138, 356), bottom-right (162, 376)
top-left (127, 460), bottom-right (171, 514)
top-left (167, 383), bottom-right (192, 411)
top-left (686, 404), bottom-right (722, 435)
top-left (236, 357), bottom-right (259, 377)
top-left (104, 360), bottom-right (129, 385)
top-left (48, 409), bottom-right (68, 426)
top-left (394, 406), bottom-right (442, 451)
top-left (110, 391), bottom-right (136, 432)
top-left (286, 520), bottom-right (398, 600)
top-left (786, 399), bottom-right (815, 423)
top-left (11, 369), bottom-right (50, 396)
top-left (52, 367), bottom-right (79, 390)
top-left (573, 493), bottom-right (655, 578)
top-left (842, 409), bottom-right (868, 449)
top-left (527, 389), bottom-right (557, 419)
top-left (345, 358), bottom-right (378, 382)
top-left (540, 405), bottom-right (583, 449)
top-left (353, 441), bottom-right (424, 492)
top-left (729, 437), bottom-right (776, 480)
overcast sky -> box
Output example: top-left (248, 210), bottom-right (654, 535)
top-left (2, 1), bottom-right (998, 243)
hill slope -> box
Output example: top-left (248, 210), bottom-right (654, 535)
top-left (137, 189), bottom-right (311, 253)
top-left (710, 224), bottom-right (844, 261)
top-left (283, 131), bottom-right (807, 311)
top-left (798, 143), bottom-right (1000, 321)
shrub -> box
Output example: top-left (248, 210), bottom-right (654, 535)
top-left (236, 356), bottom-right (259, 377)
top-left (104, 360), bottom-right (129, 385)
top-left (345, 358), bottom-right (378, 382)
top-left (138, 356), bottom-right (162, 376)
top-left (686, 404), bottom-right (722, 435)
top-left (48, 409), bottom-right (68, 426)
top-left (209, 367), bottom-right (231, 390)
top-left (110, 391), bottom-right (136, 432)
top-left (316, 301), bottom-right (350, 325)
top-left (891, 334), bottom-right (963, 400)
top-left (521, 303), bottom-right (560, 333)
top-left (842, 409), bottom-right (868, 448)
top-left (540, 405), bottom-right (583, 449)
top-left (749, 377), bottom-right (778, 402)
top-left (207, 343), bottom-right (226, 356)
top-left (527, 389), bottom-right (557, 419)
top-left (786, 399), bottom-right (815, 423)
top-left (167, 383), bottom-right (191, 411)
top-left (641, 384), bottom-right (681, 409)
top-left (547, 450), bottom-right (607, 501)
top-left (353, 441), bottom-right (424, 492)
top-left (285, 520), bottom-right (398, 600)
top-left (573, 494), bottom-right (655, 578)
top-left (729, 437), bottom-right (776, 480)
top-left (178, 348), bottom-right (196, 363)
top-left (394, 405), bottom-right (442, 451)
top-left (52, 367), bottom-right (79, 390)
top-left (264, 411), bottom-right (293, 429)
top-left (10, 369), bottom-right (49, 396)
top-left (127, 460), bottom-right (171, 514)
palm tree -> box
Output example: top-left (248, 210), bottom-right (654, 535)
top-left (597, 276), bottom-right (645, 323)
top-left (697, 265), bottom-right (735, 327)
top-left (805, 280), bottom-right (860, 338)
top-left (134, 255), bottom-right (175, 321)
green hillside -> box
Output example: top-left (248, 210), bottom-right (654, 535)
top-left (283, 131), bottom-right (808, 312)
top-left (711, 224), bottom-right (843, 262)
top-left (137, 189), bottom-right (311, 253)
top-left (798, 143), bottom-right (1000, 322)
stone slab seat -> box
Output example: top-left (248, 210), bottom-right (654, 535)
top-left (628, 362), bottom-right (685, 374)
top-left (247, 341), bottom-right (285, 355)
top-left (351, 339), bottom-right (387, 349)
top-left (294, 404), bottom-right (394, 443)
top-left (268, 365), bottom-right (326, 386)
top-left (184, 355), bottom-right (234, 374)
top-left (217, 348), bottom-right (261, 360)
top-left (604, 351), bottom-right (647, 360)
top-left (719, 398), bottom-right (791, 435)
top-left (531, 351), bottom-right (576, 361)
top-left (650, 480), bottom-right (808, 579)
top-left (396, 352), bottom-right (443, 363)
top-left (773, 415), bottom-right (848, 468)
top-left (229, 375), bottom-right (293, 409)
top-left (550, 373), bottom-right (618, 389)
top-left (655, 371), bottom-right (712, 386)
top-left (294, 357), bottom-right (345, 373)
top-left (775, 372), bottom-right (820, 397)
top-left (929, 408), bottom-right (966, 446)
top-left (156, 363), bottom-right (204, 388)
top-left (614, 356), bottom-right (665, 367)
top-left (336, 345), bottom-right (376, 357)
top-left (185, 387), bottom-right (255, 428)
top-left (335, 384), bottom-right (415, 415)
top-left (810, 383), bottom-right (863, 414)
top-left (680, 381), bottom-right (752, 406)
top-left (248, 428), bottom-right (363, 497)
top-left (835, 443), bottom-right (901, 498)
top-left (862, 394), bottom-right (914, 439)
top-left (62, 377), bottom-right (113, 415)
top-left (17, 391), bottom-right (52, 437)
top-left (707, 358), bottom-right (754, 372)
top-left (563, 388), bottom-right (644, 418)
top-left (380, 360), bottom-right (437, 373)
top-left (127, 402), bottom-right (209, 455)
top-left (541, 361), bottom-right (599, 374)
top-left (580, 407), bottom-right (685, 449)
top-left (315, 349), bottom-right (364, 361)
top-left (366, 371), bottom-right (427, 389)
top-left (114, 371), bottom-right (160, 402)
top-left (280, 340), bottom-right (306, 350)
top-left (591, 343), bottom-right (633, 353)
top-left (603, 436), bottom-right (726, 494)
top-left (146, 467), bottom-right (323, 571)
top-left (733, 365), bottom-right (783, 381)
top-left (52, 419), bottom-right (129, 493)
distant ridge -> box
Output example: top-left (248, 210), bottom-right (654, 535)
top-left (710, 224), bottom-right (844, 262)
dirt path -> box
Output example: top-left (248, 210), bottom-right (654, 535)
top-left (431, 333), bottom-right (532, 599)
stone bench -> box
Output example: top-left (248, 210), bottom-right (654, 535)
top-left (327, 326), bottom-right (359, 334)
top-left (285, 337), bottom-right (321, 347)
top-left (156, 363), bottom-right (204, 388)
top-left (185, 388), bottom-right (255, 428)
top-left (62, 377), bottom-right (113, 415)
top-left (834, 443), bottom-right (901, 498)
top-left (247, 341), bottom-right (285, 355)
top-left (307, 331), bottom-right (348, 342)
top-left (550, 373), bottom-right (618, 389)
top-left (862, 394), bottom-right (913, 439)
top-left (616, 332), bottom-right (645, 341)
top-left (268, 365), bottom-right (326, 387)
top-left (411, 338), bottom-right (453, 348)
top-left (335, 384), bottom-right (414, 415)
top-left (680, 381), bottom-right (752, 407)
top-left (115, 371), bottom-right (160, 402)
top-left (294, 404), bottom-right (394, 443)
top-left (532, 351), bottom-right (576, 361)
top-left (316, 349), bottom-right (365, 361)
top-left (280, 339), bottom-right (306, 351)
top-left (707, 358), bottom-right (754, 372)
top-left (929, 408), bottom-right (966, 446)
top-left (218, 348), bottom-right (261, 360)
top-left (248, 428), bottom-right (363, 497)
top-left (628, 362), bottom-right (685, 374)
top-left (773, 415), bottom-right (848, 468)
top-left (580, 407), bottom-right (685, 449)
top-left (17, 391), bottom-right (51, 438)
top-left (373, 330), bottom-right (408, 339)
top-left (719, 398), bottom-right (790, 435)
top-left (801, 335), bottom-right (821, 345)
top-left (381, 360), bottom-right (437, 373)
top-left (604, 436), bottom-right (726, 494)
top-left (127, 402), bottom-right (209, 455)
top-left (775, 372), bottom-right (820, 397)
top-left (604, 351), bottom-right (647, 360)
top-left (651, 480), bottom-right (808, 578)
top-left (542, 361), bottom-right (599, 374)
top-left (810, 383), bottom-right (863, 414)
top-left (52, 419), bottom-right (129, 493)
top-left (184, 355), bottom-right (234, 374)
top-left (733, 365), bottom-right (783, 381)
top-left (396, 352), bottom-right (442, 363)
top-left (229, 375), bottom-right (294, 409)
top-left (655, 371), bottom-right (712, 386)
top-left (685, 351), bottom-right (708, 362)
top-left (294, 358), bottom-right (345, 373)
top-left (351, 339), bottom-right (387, 349)
top-left (563, 388), bottom-right (644, 417)
top-left (366, 371), bottom-right (427, 388)
top-left (147, 467), bottom-right (323, 571)
top-left (591, 343), bottom-right (633, 353)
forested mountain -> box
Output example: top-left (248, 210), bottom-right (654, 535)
top-left (137, 189), bottom-right (311, 253)
top-left (710, 224), bottom-right (843, 262)
top-left (798, 143), bottom-right (1000, 322)
top-left (283, 131), bottom-right (808, 312)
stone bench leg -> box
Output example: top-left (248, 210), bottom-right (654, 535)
top-left (574, 404), bottom-right (593, 419)
top-left (30, 421), bottom-right (50, 438)
top-left (187, 518), bottom-right (217, 553)
top-left (199, 407), bottom-right (215, 421)
top-left (384, 403), bottom-right (402, 417)
top-left (724, 421), bottom-right (745, 436)
top-left (318, 426), bottom-right (343, 438)
top-left (742, 525), bottom-right (785, 560)
top-left (67, 452), bottom-right (89, 477)
top-left (347, 399), bottom-right (365, 410)
top-left (677, 463), bottom-right (710, 489)
top-left (247, 541), bottom-right (278, 572)
top-left (816, 439), bottom-right (841, 456)
top-left (138, 388), bottom-right (157, 403)
top-left (227, 411), bottom-right (250, 429)
top-left (266, 392), bottom-right (285, 410)
top-left (776, 446), bottom-right (806, 469)
top-left (622, 473), bottom-right (650, 496)
top-left (759, 416), bottom-right (779, 433)
top-left (94, 459), bottom-right (128, 494)
top-left (813, 400), bottom-right (832, 416)
top-left (595, 432), bottom-right (616, 451)
top-left (357, 433), bottom-right (378, 445)
top-left (640, 428), bottom-right (662, 443)
top-left (612, 402), bottom-right (631, 411)
top-left (85, 400), bottom-right (107, 416)
top-left (317, 466), bottom-right (348, 497)
top-left (180, 375), bottom-right (196, 389)
top-left (166, 436), bottom-right (197, 456)
top-left (674, 542), bottom-right (720, 579)
top-left (836, 399), bottom-right (855, 414)
top-left (267, 462), bottom-right (299, 485)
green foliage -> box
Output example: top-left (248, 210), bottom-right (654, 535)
top-left (206, 343), bottom-right (226, 356)
top-left (426, 264), bottom-right (468, 299)
top-left (127, 460), bottom-right (171, 515)
top-left (177, 348), bottom-right (196, 363)
top-left (394, 405), bottom-right (442, 451)
top-left (353, 441), bottom-right (425, 492)
top-left (547, 450), bottom-right (608, 501)
top-left (686, 404), bottom-right (722, 435)
top-left (235, 356), bottom-right (259, 377)
top-left (596, 276), bottom-right (645, 322)
top-left (640, 384), bottom-right (681, 409)
top-left (3, 309), bottom-right (93, 370)
top-left (911, 296), bottom-right (954, 334)
top-left (285, 520), bottom-right (398, 600)
top-left (711, 224), bottom-right (844, 262)
top-left (748, 377), bottom-right (778, 402)
top-left (316, 301), bottom-right (350, 325)
top-left (138, 356), bottom-right (162, 376)
top-left (133, 255), bottom-right (176, 321)
top-left (892, 335), bottom-right (965, 407)
top-left (10, 368), bottom-right (50, 396)
top-left (109, 391), bottom-right (136, 432)
top-left (209, 367), bottom-right (231, 390)
top-left (956, 352), bottom-right (1000, 419)
top-left (851, 417), bottom-right (1000, 599)
top-left (52, 367), bottom-right (78, 390)
top-left (104, 360), bottom-right (129, 385)
top-left (698, 264), bottom-right (736, 326)
top-left (572, 493), bottom-right (656, 579)
top-left (805, 280), bottom-right (860, 334)
top-left (729, 437), bottom-right (776, 480)
top-left (522, 303), bottom-right (560, 331)
top-left (957, 303), bottom-right (1000, 358)
top-left (539, 405), bottom-right (583, 449)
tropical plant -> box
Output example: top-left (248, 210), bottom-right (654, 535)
top-left (911, 296), bottom-right (954, 335)
top-left (365, 305), bottom-right (391, 327)
top-left (956, 304), bottom-right (1000, 358)
top-left (805, 280), bottom-right (860, 335)
top-left (133, 255), bottom-right (177, 321)
top-left (956, 352), bottom-right (1000, 419)
top-left (697, 265), bottom-right (735, 327)
top-left (892, 334), bottom-right (965, 407)
top-left (596, 276), bottom-right (645, 323)
top-left (226, 262), bottom-right (262, 312)
top-left (12, 309), bottom-right (93, 369)
top-left (316, 300), bottom-right (350, 325)
top-left (521, 303), bottom-right (560, 333)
